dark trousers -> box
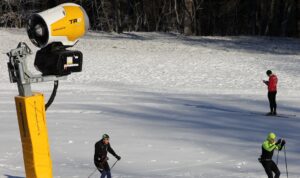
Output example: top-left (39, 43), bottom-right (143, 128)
top-left (268, 91), bottom-right (277, 113)
top-left (100, 162), bottom-right (111, 178)
top-left (100, 170), bottom-right (111, 178)
top-left (261, 160), bottom-right (280, 178)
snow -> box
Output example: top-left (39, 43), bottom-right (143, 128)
top-left (0, 28), bottom-right (300, 178)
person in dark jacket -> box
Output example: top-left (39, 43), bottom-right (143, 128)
top-left (263, 70), bottom-right (278, 115)
top-left (259, 132), bottom-right (286, 178)
top-left (94, 134), bottom-right (121, 178)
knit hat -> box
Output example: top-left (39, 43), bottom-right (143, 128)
top-left (102, 134), bottom-right (110, 139)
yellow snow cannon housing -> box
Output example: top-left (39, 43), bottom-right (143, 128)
top-left (27, 3), bottom-right (90, 48)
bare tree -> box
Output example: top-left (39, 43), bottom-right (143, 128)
top-left (184, 0), bottom-right (193, 35)
top-left (297, 0), bottom-right (300, 37)
top-left (1, 0), bottom-right (299, 37)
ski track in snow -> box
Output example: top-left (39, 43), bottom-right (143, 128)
top-left (0, 29), bottom-right (300, 178)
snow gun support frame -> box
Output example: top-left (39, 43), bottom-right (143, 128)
top-left (7, 42), bottom-right (66, 97)
top-left (6, 42), bottom-right (67, 178)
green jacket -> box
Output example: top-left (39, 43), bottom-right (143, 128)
top-left (263, 140), bottom-right (281, 152)
top-left (261, 140), bottom-right (281, 160)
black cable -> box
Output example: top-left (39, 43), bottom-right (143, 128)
top-left (45, 80), bottom-right (59, 111)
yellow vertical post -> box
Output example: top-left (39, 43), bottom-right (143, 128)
top-left (15, 92), bottom-right (53, 178)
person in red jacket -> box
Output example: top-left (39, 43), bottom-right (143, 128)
top-left (263, 70), bottom-right (278, 115)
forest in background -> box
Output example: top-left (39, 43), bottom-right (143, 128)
top-left (1, 0), bottom-right (300, 37)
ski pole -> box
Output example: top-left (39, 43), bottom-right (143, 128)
top-left (284, 146), bottom-right (288, 178)
top-left (110, 160), bottom-right (119, 170)
top-left (88, 168), bottom-right (98, 178)
top-left (276, 138), bottom-right (284, 165)
top-left (276, 149), bottom-right (279, 165)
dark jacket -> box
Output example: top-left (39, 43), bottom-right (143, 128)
top-left (94, 139), bottom-right (118, 167)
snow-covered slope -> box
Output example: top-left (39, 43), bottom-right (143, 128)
top-left (0, 28), bottom-right (300, 178)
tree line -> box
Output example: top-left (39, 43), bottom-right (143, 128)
top-left (1, 0), bottom-right (300, 37)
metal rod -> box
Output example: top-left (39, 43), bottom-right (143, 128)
top-left (276, 149), bottom-right (279, 165)
top-left (110, 160), bottom-right (119, 170)
top-left (87, 168), bottom-right (98, 178)
top-left (284, 146), bottom-right (288, 178)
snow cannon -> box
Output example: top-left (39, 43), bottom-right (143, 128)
top-left (27, 3), bottom-right (90, 48)
top-left (26, 3), bottom-right (90, 77)
top-left (6, 3), bottom-right (90, 178)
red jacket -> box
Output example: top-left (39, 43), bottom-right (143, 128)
top-left (268, 74), bottom-right (278, 92)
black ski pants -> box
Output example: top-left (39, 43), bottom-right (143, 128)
top-left (261, 160), bottom-right (280, 178)
top-left (268, 91), bottom-right (277, 113)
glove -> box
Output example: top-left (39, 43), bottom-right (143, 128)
top-left (275, 139), bottom-right (282, 146)
top-left (281, 139), bottom-right (286, 147)
top-left (115, 155), bottom-right (121, 160)
top-left (258, 157), bottom-right (262, 163)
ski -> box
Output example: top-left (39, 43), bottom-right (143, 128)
top-left (248, 112), bottom-right (296, 119)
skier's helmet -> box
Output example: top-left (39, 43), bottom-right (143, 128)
top-left (266, 70), bottom-right (272, 75)
top-left (267, 132), bottom-right (276, 141)
top-left (102, 134), bottom-right (110, 139)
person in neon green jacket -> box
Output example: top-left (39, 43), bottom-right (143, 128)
top-left (259, 132), bottom-right (286, 178)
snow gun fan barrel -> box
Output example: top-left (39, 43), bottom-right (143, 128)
top-left (26, 3), bottom-right (90, 77)
top-left (27, 3), bottom-right (90, 48)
